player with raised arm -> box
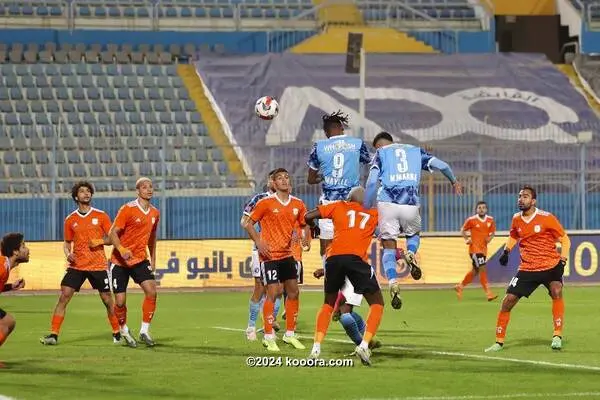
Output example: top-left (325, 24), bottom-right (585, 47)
top-left (485, 186), bottom-right (569, 352)
top-left (364, 132), bottom-right (461, 310)
top-left (243, 168), bottom-right (310, 352)
top-left (455, 201), bottom-right (498, 301)
top-left (305, 186), bottom-right (384, 366)
top-left (109, 177), bottom-right (160, 348)
top-left (0, 233), bottom-right (29, 355)
top-left (241, 171), bottom-right (284, 341)
top-left (41, 181), bottom-right (120, 346)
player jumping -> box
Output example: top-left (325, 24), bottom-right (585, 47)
top-left (485, 186), bottom-right (569, 352)
top-left (243, 168), bottom-right (310, 352)
top-left (0, 233), bottom-right (29, 355)
top-left (364, 132), bottom-right (461, 310)
top-left (305, 186), bottom-right (384, 366)
top-left (109, 177), bottom-right (160, 348)
top-left (307, 110), bottom-right (371, 318)
top-left (41, 181), bottom-right (120, 346)
top-left (455, 201), bottom-right (498, 301)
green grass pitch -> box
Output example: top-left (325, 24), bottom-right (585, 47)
top-left (1, 286), bottom-right (600, 400)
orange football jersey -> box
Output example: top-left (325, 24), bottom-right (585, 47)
top-left (111, 200), bottom-right (160, 267)
top-left (64, 208), bottom-right (112, 271)
top-left (462, 214), bottom-right (496, 255)
top-left (0, 256), bottom-right (9, 290)
top-left (318, 201), bottom-right (378, 262)
top-left (509, 209), bottom-right (565, 272)
top-left (249, 194), bottom-right (307, 262)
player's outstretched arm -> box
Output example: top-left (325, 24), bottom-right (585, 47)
top-left (428, 158), bottom-right (460, 191)
top-left (307, 168), bottom-right (323, 184)
top-left (304, 208), bottom-right (322, 231)
top-left (363, 168), bottom-right (379, 209)
top-left (2, 279), bottom-right (24, 292)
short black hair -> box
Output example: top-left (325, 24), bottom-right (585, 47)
top-left (71, 181), bottom-right (95, 202)
top-left (520, 185), bottom-right (537, 199)
top-left (476, 201), bottom-right (487, 208)
top-left (271, 168), bottom-right (288, 177)
top-left (267, 169), bottom-right (278, 179)
top-left (372, 131), bottom-right (393, 147)
top-left (1, 232), bottom-right (23, 257)
top-left (322, 110), bottom-right (349, 134)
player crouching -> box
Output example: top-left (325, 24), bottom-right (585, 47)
top-left (305, 187), bottom-right (384, 366)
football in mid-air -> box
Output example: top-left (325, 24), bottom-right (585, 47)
top-left (255, 96), bottom-right (279, 120)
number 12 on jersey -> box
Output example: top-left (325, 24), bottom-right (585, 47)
top-left (347, 210), bottom-right (370, 229)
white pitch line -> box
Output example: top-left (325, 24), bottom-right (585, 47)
top-left (361, 393), bottom-right (600, 400)
top-left (212, 326), bottom-right (600, 372)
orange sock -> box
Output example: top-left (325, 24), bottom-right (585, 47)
top-left (363, 304), bottom-right (384, 343)
top-left (495, 311), bottom-right (511, 344)
top-left (107, 309), bottom-right (120, 334)
top-left (263, 299), bottom-right (275, 335)
top-left (552, 298), bottom-right (564, 337)
top-left (461, 270), bottom-right (474, 287)
top-left (114, 304), bottom-right (127, 327)
top-left (285, 298), bottom-right (299, 333)
top-left (51, 314), bottom-right (64, 335)
top-left (142, 296), bottom-right (157, 323)
top-left (479, 270), bottom-right (489, 292)
top-left (314, 304), bottom-right (334, 343)
top-left (0, 330), bottom-right (7, 346)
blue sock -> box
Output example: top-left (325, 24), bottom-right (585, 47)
top-left (407, 235), bottom-right (420, 254)
top-left (248, 299), bottom-right (262, 328)
top-left (339, 313), bottom-right (363, 345)
top-left (351, 312), bottom-right (365, 335)
top-left (273, 296), bottom-right (282, 319)
top-left (383, 248), bottom-right (398, 281)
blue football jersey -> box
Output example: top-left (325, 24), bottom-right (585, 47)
top-left (243, 192), bottom-right (271, 239)
top-left (371, 144), bottom-right (433, 205)
top-left (307, 135), bottom-right (371, 201)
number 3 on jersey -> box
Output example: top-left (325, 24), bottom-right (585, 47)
top-left (332, 152), bottom-right (345, 179)
top-left (347, 210), bottom-right (370, 229)
top-left (395, 148), bottom-right (408, 173)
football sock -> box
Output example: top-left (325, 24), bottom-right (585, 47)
top-left (107, 309), bottom-right (120, 334)
top-left (285, 298), bottom-right (299, 333)
top-left (51, 314), bottom-right (64, 335)
top-left (351, 311), bottom-right (366, 334)
top-left (479, 270), bottom-right (490, 292)
top-left (114, 304), bottom-right (127, 327)
top-left (262, 299), bottom-right (275, 335)
top-left (461, 270), bottom-right (474, 287)
top-left (407, 235), bottom-right (420, 254)
top-left (552, 298), bottom-right (564, 337)
top-left (273, 296), bottom-right (282, 320)
top-left (340, 312), bottom-right (362, 345)
top-left (314, 304), bottom-right (334, 343)
top-left (495, 311), bottom-right (511, 344)
top-left (382, 249), bottom-right (397, 282)
top-left (360, 304), bottom-right (384, 350)
top-left (0, 330), bottom-right (6, 346)
top-left (248, 299), bottom-right (261, 328)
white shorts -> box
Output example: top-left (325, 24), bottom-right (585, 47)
top-left (318, 197), bottom-right (338, 240)
top-left (377, 202), bottom-right (421, 240)
top-left (341, 277), bottom-right (363, 307)
top-left (251, 249), bottom-right (262, 278)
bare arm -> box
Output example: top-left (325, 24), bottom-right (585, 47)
top-left (242, 218), bottom-right (270, 258)
top-left (63, 240), bottom-right (72, 258)
top-left (504, 236), bottom-right (518, 252)
top-left (304, 208), bottom-right (322, 228)
top-left (460, 228), bottom-right (470, 243)
top-left (148, 229), bottom-right (157, 270)
top-left (108, 225), bottom-right (132, 260)
top-left (307, 168), bottom-right (322, 185)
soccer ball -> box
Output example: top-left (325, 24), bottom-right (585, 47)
top-left (255, 96), bottom-right (279, 120)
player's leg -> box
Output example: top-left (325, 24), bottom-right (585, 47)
top-left (455, 255), bottom-right (477, 300)
top-left (547, 263), bottom-right (565, 350)
top-left (377, 202), bottom-right (403, 309)
top-left (339, 278), bottom-right (364, 345)
top-left (347, 258), bottom-right (384, 366)
top-left (280, 258), bottom-right (304, 349)
top-left (133, 261), bottom-right (158, 347)
top-left (40, 269), bottom-right (83, 345)
top-left (247, 250), bottom-right (266, 340)
top-left (399, 205), bottom-right (423, 280)
top-left (311, 256), bottom-right (345, 358)
top-left (261, 260), bottom-right (282, 351)
top-left (478, 264), bottom-right (497, 301)
top-left (111, 264), bottom-right (136, 348)
top-left (89, 270), bottom-right (121, 343)
top-left (272, 282), bottom-right (283, 331)
top-left (485, 271), bottom-right (536, 352)
top-left (0, 309), bottom-right (16, 348)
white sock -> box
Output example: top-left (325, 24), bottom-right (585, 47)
top-left (389, 278), bottom-right (397, 285)
top-left (120, 324), bottom-right (130, 334)
top-left (285, 330), bottom-right (295, 337)
top-left (140, 322), bottom-right (150, 335)
top-left (311, 343), bottom-right (321, 353)
top-left (359, 340), bottom-right (369, 350)
top-left (264, 333), bottom-right (276, 340)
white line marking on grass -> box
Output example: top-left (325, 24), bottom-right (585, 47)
top-left (361, 393), bottom-right (600, 400)
top-left (212, 326), bottom-right (600, 372)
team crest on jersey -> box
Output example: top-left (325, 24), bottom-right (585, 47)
top-left (293, 208), bottom-right (298, 216)
top-left (92, 218), bottom-right (98, 225)
top-left (534, 225), bottom-right (541, 233)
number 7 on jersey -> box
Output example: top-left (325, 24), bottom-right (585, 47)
top-left (347, 210), bottom-right (371, 229)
